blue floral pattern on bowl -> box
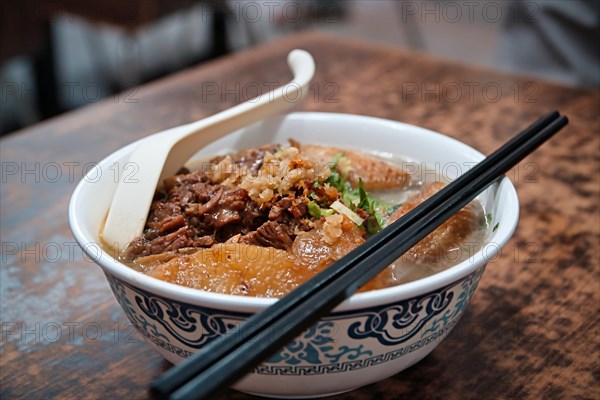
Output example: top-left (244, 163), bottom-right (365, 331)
top-left (105, 267), bottom-right (484, 375)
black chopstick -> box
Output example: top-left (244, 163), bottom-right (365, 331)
top-left (151, 111), bottom-right (568, 400)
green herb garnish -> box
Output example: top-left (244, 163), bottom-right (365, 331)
top-left (493, 222), bottom-right (499, 232)
top-left (486, 212), bottom-right (493, 225)
top-left (326, 171), bottom-right (344, 192)
top-left (357, 179), bottom-right (383, 235)
top-left (308, 201), bottom-right (334, 218)
top-left (308, 201), bottom-right (321, 218)
top-left (324, 156), bottom-right (392, 234)
top-left (341, 185), bottom-right (358, 209)
top-left (357, 178), bottom-right (370, 210)
top-left (328, 152), bottom-right (345, 169)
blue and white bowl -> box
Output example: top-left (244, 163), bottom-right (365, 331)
top-left (69, 113), bottom-right (519, 398)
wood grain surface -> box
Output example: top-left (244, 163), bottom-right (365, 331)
top-left (1, 31), bottom-right (598, 399)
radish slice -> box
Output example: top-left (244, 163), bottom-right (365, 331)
top-left (330, 200), bottom-right (364, 225)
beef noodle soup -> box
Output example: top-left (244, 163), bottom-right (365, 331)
top-left (102, 141), bottom-right (488, 297)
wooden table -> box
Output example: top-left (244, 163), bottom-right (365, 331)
top-left (1, 31), bottom-right (598, 399)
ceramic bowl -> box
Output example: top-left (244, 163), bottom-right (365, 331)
top-left (69, 112), bottom-right (519, 398)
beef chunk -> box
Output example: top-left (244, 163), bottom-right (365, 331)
top-left (124, 226), bottom-right (193, 260)
top-left (209, 144), bottom-right (278, 174)
top-left (185, 186), bottom-right (223, 217)
top-left (275, 197), bottom-right (308, 219)
top-left (124, 172), bottom-right (270, 261)
top-left (240, 221), bottom-right (294, 250)
top-left (146, 201), bottom-right (185, 234)
top-left (124, 145), bottom-right (317, 262)
top-left (268, 205), bottom-right (283, 220)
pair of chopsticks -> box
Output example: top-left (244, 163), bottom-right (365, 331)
top-left (151, 111), bottom-right (568, 400)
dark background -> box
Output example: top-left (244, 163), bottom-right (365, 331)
top-left (1, 0), bottom-right (598, 136)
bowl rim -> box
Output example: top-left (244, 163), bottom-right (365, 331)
top-left (68, 112), bottom-right (519, 313)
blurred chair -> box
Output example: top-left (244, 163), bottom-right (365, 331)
top-left (496, 0), bottom-right (599, 87)
top-left (0, 0), bottom-right (230, 129)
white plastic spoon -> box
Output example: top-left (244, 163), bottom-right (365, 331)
top-left (102, 49), bottom-right (315, 249)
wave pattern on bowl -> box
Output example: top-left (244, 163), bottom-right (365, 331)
top-left (105, 268), bottom-right (483, 396)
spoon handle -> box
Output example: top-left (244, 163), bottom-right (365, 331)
top-left (161, 50), bottom-right (314, 179)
